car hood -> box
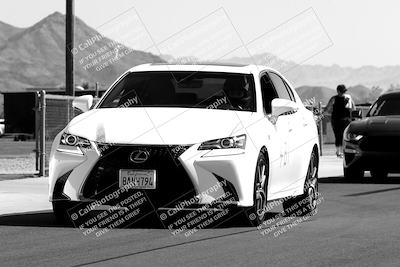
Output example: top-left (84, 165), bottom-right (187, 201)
top-left (65, 107), bottom-right (256, 144)
top-left (348, 116), bottom-right (400, 135)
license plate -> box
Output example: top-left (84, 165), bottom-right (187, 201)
top-left (119, 169), bottom-right (156, 189)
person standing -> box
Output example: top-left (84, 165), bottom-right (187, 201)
top-left (325, 84), bottom-right (356, 157)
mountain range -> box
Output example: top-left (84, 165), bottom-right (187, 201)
top-left (220, 53), bottom-right (400, 89)
top-left (0, 12), bottom-right (164, 93)
top-left (164, 54), bottom-right (391, 104)
top-left (295, 84), bottom-right (379, 105)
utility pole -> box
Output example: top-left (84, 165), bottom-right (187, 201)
top-left (66, 0), bottom-right (75, 96)
top-left (39, 91), bottom-right (46, 177)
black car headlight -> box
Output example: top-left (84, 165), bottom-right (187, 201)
top-left (344, 132), bottom-right (363, 142)
top-left (198, 134), bottom-right (246, 150)
top-left (58, 133), bottom-right (92, 154)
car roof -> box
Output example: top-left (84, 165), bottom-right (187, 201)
top-left (127, 63), bottom-right (274, 75)
top-left (380, 90), bottom-right (400, 99)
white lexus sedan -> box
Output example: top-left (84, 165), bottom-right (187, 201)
top-left (49, 63), bottom-right (319, 226)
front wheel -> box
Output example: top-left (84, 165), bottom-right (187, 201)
top-left (247, 153), bottom-right (269, 226)
top-left (283, 150), bottom-right (319, 217)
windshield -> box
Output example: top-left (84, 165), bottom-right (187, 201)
top-left (98, 71), bottom-right (256, 111)
top-left (368, 97), bottom-right (400, 116)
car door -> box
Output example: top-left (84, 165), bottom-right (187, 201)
top-left (282, 78), bottom-right (312, 184)
top-left (259, 73), bottom-right (292, 199)
top-left (268, 72), bottom-right (303, 193)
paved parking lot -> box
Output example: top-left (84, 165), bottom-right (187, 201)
top-left (0, 155), bottom-right (399, 266)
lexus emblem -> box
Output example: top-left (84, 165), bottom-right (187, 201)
top-left (129, 150), bottom-right (150, 163)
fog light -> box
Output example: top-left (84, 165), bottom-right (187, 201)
top-left (344, 148), bottom-right (358, 154)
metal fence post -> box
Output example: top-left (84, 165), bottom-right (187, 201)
top-left (318, 102), bottom-right (323, 156)
top-left (95, 82), bottom-right (99, 98)
top-left (35, 92), bottom-right (39, 171)
top-left (39, 90), bottom-right (46, 176)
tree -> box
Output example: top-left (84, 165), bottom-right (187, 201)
top-left (81, 81), bottom-right (89, 90)
top-left (387, 83), bottom-right (400, 92)
top-left (367, 86), bottom-right (383, 103)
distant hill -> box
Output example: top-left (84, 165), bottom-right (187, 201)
top-left (0, 12), bottom-right (164, 92)
top-left (0, 21), bottom-right (23, 47)
top-left (346, 84), bottom-right (371, 104)
top-left (221, 53), bottom-right (400, 89)
top-left (2, 13), bottom-right (397, 91)
top-left (296, 84), bottom-right (374, 105)
top-left (295, 86), bottom-right (336, 105)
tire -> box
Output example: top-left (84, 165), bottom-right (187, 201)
top-left (370, 169), bottom-right (388, 179)
top-left (247, 153), bottom-right (269, 226)
top-left (344, 166), bottom-right (364, 180)
top-left (282, 197), bottom-right (298, 216)
top-left (52, 201), bottom-right (75, 225)
top-left (283, 150), bottom-right (319, 217)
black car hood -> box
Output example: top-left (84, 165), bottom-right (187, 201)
top-left (348, 116), bottom-right (400, 136)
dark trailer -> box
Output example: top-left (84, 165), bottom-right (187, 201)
top-left (1, 88), bottom-right (105, 140)
top-left (3, 91), bottom-right (36, 138)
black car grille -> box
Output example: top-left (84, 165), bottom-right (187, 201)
top-left (360, 136), bottom-right (400, 152)
top-left (82, 144), bottom-right (195, 208)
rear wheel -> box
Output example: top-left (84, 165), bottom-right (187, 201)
top-left (247, 153), bottom-right (269, 226)
top-left (283, 150), bottom-right (319, 216)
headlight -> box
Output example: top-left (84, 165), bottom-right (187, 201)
top-left (344, 132), bottom-right (363, 142)
top-left (198, 134), bottom-right (246, 150)
top-left (58, 133), bottom-right (92, 155)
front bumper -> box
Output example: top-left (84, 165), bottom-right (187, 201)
top-left (49, 138), bottom-right (258, 208)
top-left (344, 139), bottom-right (400, 172)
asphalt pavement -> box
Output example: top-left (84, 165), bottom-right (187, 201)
top-left (1, 155), bottom-right (400, 266)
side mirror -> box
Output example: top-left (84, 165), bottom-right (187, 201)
top-left (351, 110), bottom-right (362, 119)
top-left (72, 95), bottom-right (93, 113)
top-left (271, 98), bottom-right (298, 118)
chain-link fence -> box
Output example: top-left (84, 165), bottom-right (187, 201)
top-left (36, 91), bottom-right (90, 175)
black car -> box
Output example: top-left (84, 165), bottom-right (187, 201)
top-left (343, 91), bottom-right (400, 179)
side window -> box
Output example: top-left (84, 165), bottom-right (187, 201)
top-left (269, 72), bottom-right (293, 101)
top-left (283, 80), bottom-right (296, 102)
top-left (260, 74), bottom-right (278, 114)
top-left (367, 101), bottom-right (378, 117)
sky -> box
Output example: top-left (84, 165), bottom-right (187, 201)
top-left (0, 0), bottom-right (399, 67)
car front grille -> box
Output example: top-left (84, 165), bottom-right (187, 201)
top-left (359, 136), bottom-right (400, 152)
top-left (82, 144), bottom-right (195, 208)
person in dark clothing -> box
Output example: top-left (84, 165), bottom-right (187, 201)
top-left (325, 84), bottom-right (355, 157)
